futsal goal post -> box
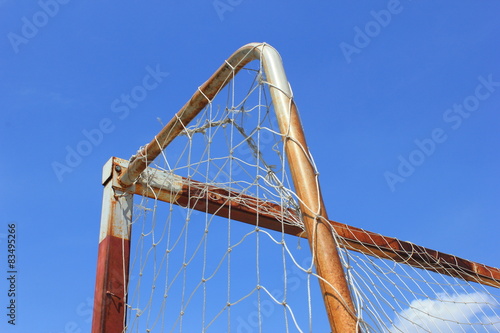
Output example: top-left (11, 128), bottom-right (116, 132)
top-left (91, 43), bottom-right (500, 333)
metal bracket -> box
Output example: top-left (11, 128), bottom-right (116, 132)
top-left (102, 157), bottom-right (135, 193)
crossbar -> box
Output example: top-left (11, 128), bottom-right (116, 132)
top-left (115, 156), bottom-right (500, 289)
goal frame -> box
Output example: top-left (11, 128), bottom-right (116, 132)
top-left (91, 43), bottom-right (500, 333)
top-left (91, 43), bottom-right (357, 333)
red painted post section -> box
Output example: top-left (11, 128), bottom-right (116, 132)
top-left (92, 160), bottom-right (133, 333)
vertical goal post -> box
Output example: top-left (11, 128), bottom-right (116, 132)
top-left (91, 43), bottom-right (500, 333)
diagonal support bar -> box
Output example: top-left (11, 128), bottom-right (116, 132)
top-left (118, 43), bottom-right (264, 187)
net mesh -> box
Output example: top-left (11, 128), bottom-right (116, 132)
top-left (338, 242), bottom-right (500, 332)
top-left (122, 54), bottom-right (500, 332)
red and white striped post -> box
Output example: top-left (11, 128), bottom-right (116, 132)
top-left (91, 158), bottom-right (133, 333)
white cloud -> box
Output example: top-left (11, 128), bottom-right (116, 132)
top-left (387, 292), bottom-right (500, 333)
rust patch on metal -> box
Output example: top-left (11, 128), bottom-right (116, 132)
top-left (91, 234), bottom-right (130, 333)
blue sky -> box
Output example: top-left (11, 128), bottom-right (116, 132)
top-left (1, 1), bottom-right (499, 332)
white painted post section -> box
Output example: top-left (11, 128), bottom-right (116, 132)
top-left (92, 157), bottom-right (133, 333)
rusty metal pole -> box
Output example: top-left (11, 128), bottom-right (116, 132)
top-left (92, 158), bottom-right (133, 333)
top-left (259, 45), bottom-right (358, 332)
top-left (282, 101), bottom-right (358, 332)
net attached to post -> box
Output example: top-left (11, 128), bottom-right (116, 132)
top-left (118, 44), bottom-right (499, 332)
